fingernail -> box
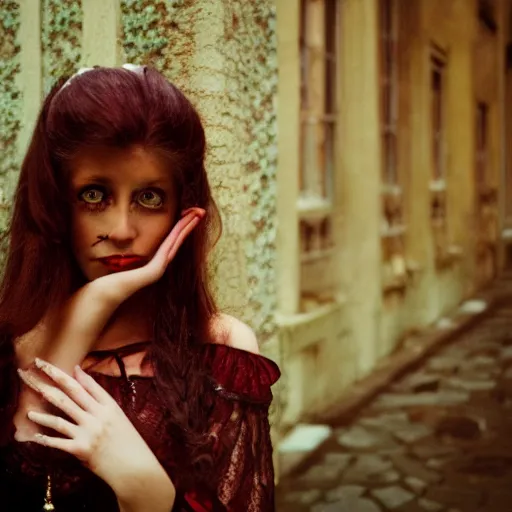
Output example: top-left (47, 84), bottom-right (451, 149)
top-left (34, 358), bottom-right (46, 369)
top-left (17, 368), bottom-right (36, 387)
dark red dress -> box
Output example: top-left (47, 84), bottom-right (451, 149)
top-left (0, 340), bottom-right (280, 511)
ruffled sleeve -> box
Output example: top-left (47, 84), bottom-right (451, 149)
top-left (173, 344), bottom-right (280, 512)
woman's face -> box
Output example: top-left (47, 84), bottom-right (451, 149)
top-left (69, 145), bottom-right (177, 281)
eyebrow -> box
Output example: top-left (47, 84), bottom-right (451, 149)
top-left (73, 176), bottom-right (170, 188)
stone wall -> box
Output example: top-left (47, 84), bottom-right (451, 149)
top-left (0, 1), bottom-right (21, 226)
top-left (41, 0), bottom-right (82, 94)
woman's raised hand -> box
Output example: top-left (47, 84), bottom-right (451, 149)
top-left (45, 207), bottom-right (205, 360)
top-left (93, 207), bottom-right (205, 305)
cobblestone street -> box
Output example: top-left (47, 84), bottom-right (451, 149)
top-left (276, 303), bottom-right (512, 512)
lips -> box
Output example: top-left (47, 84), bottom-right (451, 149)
top-left (96, 255), bottom-right (147, 271)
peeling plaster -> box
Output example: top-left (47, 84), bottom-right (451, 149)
top-left (0, 0), bottom-right (21, 222)
top-left (120, 1), bottom-right (278, 343)
top-left (41, 0), bottom-right (82, 94)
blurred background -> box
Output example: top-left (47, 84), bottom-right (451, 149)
top-left (2, 0), bottom-right (512, 510)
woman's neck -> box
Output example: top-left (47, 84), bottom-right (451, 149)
top-left (93, 290), bottom-right (153, 351)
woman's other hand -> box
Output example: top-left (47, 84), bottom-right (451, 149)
top-left (17, 359), bottom-right (176, 511)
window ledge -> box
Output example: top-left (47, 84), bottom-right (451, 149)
top-left (300, 247), bottom-right (335, 263)
top-left (276, 296), bottom-right (347, 328)
top-left (383, 274), bottom-right (407, 293)
top-left (381, 224), bottom-right (407, 238)
top-left (429, 179), bottom-right (446, 192)
top-left (381, 184), bottom-right (402, 197)
top-left (382, 259), bottom-right (423, 294)
top-left (297, 195), bottom-right (332, 221)
top-left (276, 297), bottom-right (348, 355)
top-left (436, 244), bottom-right (463, 267)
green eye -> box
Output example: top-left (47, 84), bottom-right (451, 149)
top-left (138, 189), bottom-right (164, 209)
top-left (81, 188), bottom-right (104, 204)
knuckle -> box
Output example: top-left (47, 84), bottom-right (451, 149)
top-left (55, 416), bottom-right (68, 433)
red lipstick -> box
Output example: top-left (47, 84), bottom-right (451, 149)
top-left (96, 255), bottom-right (147, 272)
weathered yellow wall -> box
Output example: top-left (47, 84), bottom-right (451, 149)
top-left (381, 0), bottom-right (480, 350)
top-left (276, 0), bottom-right (508, 432)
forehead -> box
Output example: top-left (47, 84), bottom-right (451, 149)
top-left (70, 145), bottom-right (172, 185)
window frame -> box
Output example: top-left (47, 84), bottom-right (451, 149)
top-left (297, 0), bottom-right (340, 311)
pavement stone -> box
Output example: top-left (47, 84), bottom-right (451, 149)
top-left (404, 476), bottom-right (427, 495)
top-left (423, 485), bottom-right (484, 511)
top-left (417, 498), bottom-right (444, 511)
top-left (371, 486), bottom-right (415, 509)
top-left (389, 453), bottom-right (442, 483)
top-left (372, 390), bottom-right (470, 408)
top-left (392, 422), bottom-right (432, 444)
top-left (283, 489), bottom-right (322, 506)
top-left (276, 302), bottom-right (512, 512)
top-left (312, 498), bottom-right (382, 512)
top-left (325, 484), bottom-right (365, 502)
top-left (359, 412), bottom-right (411, 431)
top-left (337, 426), bottom-right (394, 450)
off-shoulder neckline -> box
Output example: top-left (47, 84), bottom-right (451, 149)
top-left (85, 340), bottom-right (280, 381)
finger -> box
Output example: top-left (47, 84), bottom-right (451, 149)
top-left (167, 215), bottom-right (201, 263)
top-left (17, 369), bottom-right (87, 425)
top-left (74, 365), bottom-right (114, 406)
top-left (34, 359), bottom-right (98, 412)
top-left (27, 410), bottom-right (78, 438)
top-left (132, 211), bottom-right (199, 277)
top-left (154, 208), bottom-right (204, 263)
top-left (32, 433), bottom-right (78, 455)
top-left (181, 207), bottom-right (206, 219)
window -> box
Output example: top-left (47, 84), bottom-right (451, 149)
top-left (378, 0), bottom-right (406, 290)
top-left (475, 102), bottom-right (489, 187)
top-left (478, 0), bottom-right (497, 32)
top-left (299, 0), bottom-right (337, 202)
top-left (379, 0), bottom-right (399, 187)
top-left (431, 52), bottom-right (446, 183)
top-left (298, 0), bottom-right (339, 310)
top-left (429, 45), bottom-right (455, 265)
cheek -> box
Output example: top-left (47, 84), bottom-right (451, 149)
top-left (71, 215), bottom-right (95, 257)
top-left (142, 215), bottom-right (174, 251)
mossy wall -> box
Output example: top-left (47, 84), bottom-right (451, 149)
top-left (120, 1), bottom-right (279, 343)
top-left (41, 0), bottom-right (82, 94)
top-left (0, 0), bottom-right (21, 221)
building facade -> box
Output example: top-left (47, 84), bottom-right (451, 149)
top-left (276, 0), bottom-right (512, 438)
top-left (1, 0), bottom-right (512, 475)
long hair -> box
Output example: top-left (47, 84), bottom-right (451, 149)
top-left (0, 66), bottom-right (222, 485)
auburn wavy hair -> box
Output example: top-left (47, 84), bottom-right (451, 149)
top-left (0, 66), bottom-right (222, 485)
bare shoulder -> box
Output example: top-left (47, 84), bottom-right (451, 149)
top-left (208, 313), bottom-right (260, 355)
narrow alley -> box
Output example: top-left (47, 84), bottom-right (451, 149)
top-left (277, 294), bottom-right (512, 512)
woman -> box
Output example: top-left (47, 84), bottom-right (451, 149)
top-left (0, 65), bottom-right (280, 511)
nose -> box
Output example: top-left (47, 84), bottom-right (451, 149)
top-left (106, 207), bottom-right (138, 247)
